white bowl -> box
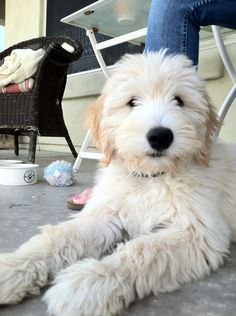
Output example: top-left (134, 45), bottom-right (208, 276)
top-left (0, 164), bottom-right (39, 185)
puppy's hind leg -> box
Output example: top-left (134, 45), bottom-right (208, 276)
top-left (0, 209), bottom-right (123, 305)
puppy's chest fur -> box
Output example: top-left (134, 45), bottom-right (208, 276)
top-left (118, 181), bottom-right (180, 237)
top-left (93, 144), bottom-right (236, 241)
top-left (96, 166), bottom-right (206, 238)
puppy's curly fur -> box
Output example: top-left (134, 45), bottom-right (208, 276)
top-left (0, 52), bottom-right (236, 316)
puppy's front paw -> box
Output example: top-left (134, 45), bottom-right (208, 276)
top-left (0, 253), bottom-right (42, 305)
top-left (44, 258), bottom-right (133, 316)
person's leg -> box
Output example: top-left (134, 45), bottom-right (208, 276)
top-left (145, 0), bottom-right (236, 65)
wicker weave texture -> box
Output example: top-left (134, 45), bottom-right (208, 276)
top-left (0, 36), bottom-right (83, 162)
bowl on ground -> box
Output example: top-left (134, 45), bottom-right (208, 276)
top-left (0, 164), bottom-right (39, 185)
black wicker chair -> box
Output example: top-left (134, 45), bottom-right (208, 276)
top-left (0, 36), bottom-right (83, 163)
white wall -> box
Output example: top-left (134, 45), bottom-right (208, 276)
top-left (5, 0), bottom-right (46, 47)
top-left (200, 35), bottom-right (236, 143)
top-left (0, 25), bottom-right (5, 51)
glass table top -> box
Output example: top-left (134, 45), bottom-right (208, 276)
top-left (61, 0), bottom-right (234, 45)
top-left (61, 0), bottom-right (150, 44)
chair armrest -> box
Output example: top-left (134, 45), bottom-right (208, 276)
top-left (32, 38), bottom-right (82, 85)
top-left (49, 41), bottom-right (83, 64)
top-left (0, 36), bottom-right (83, 66)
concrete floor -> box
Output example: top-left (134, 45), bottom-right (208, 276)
top-left (0, 149), bottom-right (235, 316)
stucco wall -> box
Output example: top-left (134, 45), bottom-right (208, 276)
top-left (5, 0), bottom-right (46, 47)
top-left (200, 37), bottom-right (236, 143)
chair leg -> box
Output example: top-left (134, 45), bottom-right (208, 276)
top-left (65, 135), bottom-right (77, 158)
top-left (14, 135), bottom-right (19, 156)
top-left (28, 131), bottom-right (38, 163)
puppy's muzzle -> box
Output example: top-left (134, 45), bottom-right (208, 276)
top-left (147, 127), bottom-right (174, 152)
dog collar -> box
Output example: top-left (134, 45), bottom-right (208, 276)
top-left (130, 171), bottom-right (165, 178)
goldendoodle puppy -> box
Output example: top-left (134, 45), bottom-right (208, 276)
top-left (0, 52), bottom-right (236, 316)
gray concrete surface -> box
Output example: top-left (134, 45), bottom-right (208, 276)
top-left (0, 150), bottom-right (235, 316)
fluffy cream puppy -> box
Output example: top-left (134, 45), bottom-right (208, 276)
top-left (0, 52), bottom-right (236, 316)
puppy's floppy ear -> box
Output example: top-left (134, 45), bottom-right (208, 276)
top-left (195, 93), bottom-right (220, 166)
top-left (85, 95), bottom-right (114, 166)
top-left (205, 93), bottom-right (220, 142)
top-left (85, 95), bottom-right (104, 146)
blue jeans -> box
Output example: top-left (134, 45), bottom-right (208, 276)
top-left (145, 0), bottom-right (236, 65)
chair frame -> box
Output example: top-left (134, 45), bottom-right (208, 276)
top-left (0, 36), bottom-right (83, 163)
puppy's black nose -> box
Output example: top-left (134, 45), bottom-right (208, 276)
top-left (147, 127), bottom-right (174, 151)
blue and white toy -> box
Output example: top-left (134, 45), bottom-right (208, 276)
top-left (44, 160), bottom-right (75, 187)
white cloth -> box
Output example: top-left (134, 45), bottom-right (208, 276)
top-left (0, 48), bottom-right (45, 87)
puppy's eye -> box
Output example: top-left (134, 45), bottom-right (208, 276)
top-left (174, 96), bottom-right (184, 107)
top-left (128, 98), bottom-right (137, 108)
